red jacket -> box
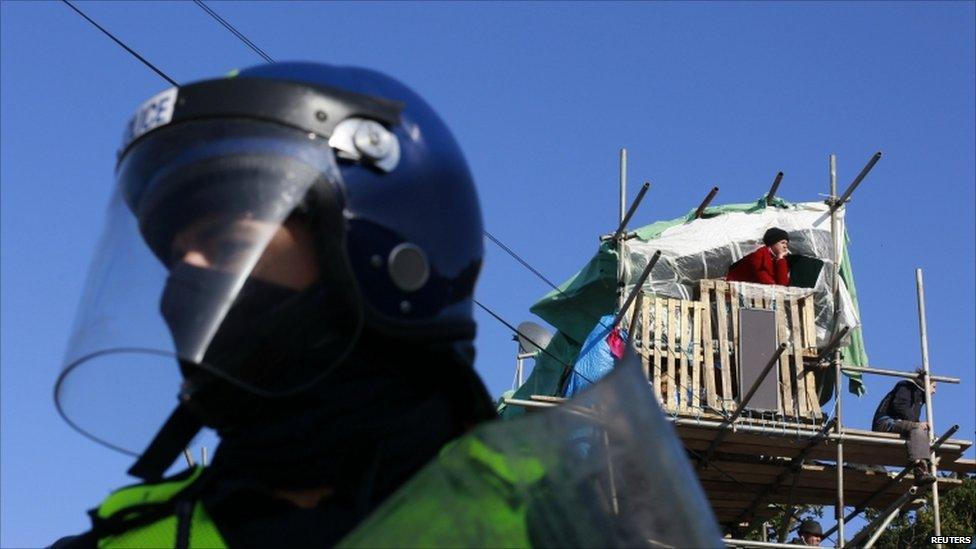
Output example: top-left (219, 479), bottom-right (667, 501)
top-left (726, 247), bottom-right (790, 286)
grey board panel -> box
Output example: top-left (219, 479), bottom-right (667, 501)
top-left (738, 307), bottom-right (779, 412)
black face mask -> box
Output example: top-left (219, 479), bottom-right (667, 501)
top-left (160, 263), bottom-right (348, 426)
top-left (160, 263), bottom-right (299, 366)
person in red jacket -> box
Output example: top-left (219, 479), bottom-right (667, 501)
top-left (726, 227), bottom-right (790, 286)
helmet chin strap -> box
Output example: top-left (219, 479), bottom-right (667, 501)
top-left (127, 403), bottom-right (203, 482)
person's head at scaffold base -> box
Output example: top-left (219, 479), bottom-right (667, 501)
top-left (797, 519), bottom-right (823, 546)
top-left (54, 62), bottom-right (495, 507)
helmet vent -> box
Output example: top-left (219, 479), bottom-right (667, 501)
top-left (388, 243), bottom-right (429, 292)
top-left (329, 117), bottom-right (400, 172)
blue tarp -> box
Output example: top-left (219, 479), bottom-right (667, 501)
top-left (563, 314), bottom-right (627, 398)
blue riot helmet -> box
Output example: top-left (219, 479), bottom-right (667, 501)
top-left (55, 63), bottom-right (486, 477)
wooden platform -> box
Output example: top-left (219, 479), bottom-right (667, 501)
top-left (675, 420), bottom-right (972, 468)
top-left (699, 454), bottom-right (964, 525)
top-left (673, 418), bottom-right (973, 527)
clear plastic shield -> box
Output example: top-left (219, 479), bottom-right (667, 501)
top-left (341, 347), bottom-right (723, 548)
top-left (56, 119), bottom-right (363, 455)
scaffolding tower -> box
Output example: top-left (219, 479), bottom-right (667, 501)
top-left (505, 151), bottom-right (974, 548)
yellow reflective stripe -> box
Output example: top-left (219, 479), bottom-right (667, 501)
top-left (97, 467), bottom-right (203, 519)
top-left (98, 501), bottom-right (226, 549)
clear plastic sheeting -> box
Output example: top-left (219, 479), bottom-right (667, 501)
top-left (341, 348), bottom-right (723, 548)
top-left (623, 201), bottom-right (858, 346)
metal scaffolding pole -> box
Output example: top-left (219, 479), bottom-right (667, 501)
top-left (846, 485), bottom-right (921, 548)
top-left (617, 149), bottom-right (627, 313)
top-left (829, 154), bottom-right (845, 548)
top-left (916, 268), bottom-right (942, 544)
top-left (765, 172), bottom-right (784, 205)
top-left (693, 186), bottom-right (720, 219)
top-left (862, 503), bottom-right (907, 549)
top-left (841, 365), bottom-right (960, 384)
top-left (724, 539), bottom-right (814, 549)
top-left (820, 424), bottom-right (959, 540)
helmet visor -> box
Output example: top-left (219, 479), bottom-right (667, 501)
top-left (57, 119), bottom-right (363, 454)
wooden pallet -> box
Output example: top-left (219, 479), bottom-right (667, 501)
top-left (631, 280), bottom-right (822, 420)
top-left (636, 294), bottom-right (706, 414)
top-left (699, 280), bottom-right (821, 419)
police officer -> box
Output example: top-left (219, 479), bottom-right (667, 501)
top-left (52, 63), bottom-right (722, 548)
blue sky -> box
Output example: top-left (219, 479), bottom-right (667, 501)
top-left (2, 1), bottom-right (973, 546)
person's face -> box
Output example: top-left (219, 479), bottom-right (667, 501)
top-left (170, 214), bottom-right (320, 290)
top-left (802, 533), bottom-right (822, 546)
top-left (770, 239), bottom-right (789, 256)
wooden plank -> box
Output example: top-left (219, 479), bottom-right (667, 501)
top-left (679, 302), bottom-right (690, 411)
top-left (680, 435), bottom-right (965, 468)
top-left (692, 303), bottom-right (702, 410)
top-left (701, 282), bottom-right (717, 410)
top-left (802, 295), bottom-right (816, 350)
top-left (942, 458), bottom-right (976, 474)
top-left (698, 471), bottom-right (911, 498)
top-left (667, 298), bottom-right (678, 412)
top-left (714, 280), bottom-right (733, 410)
top-left (787, 296), bottom-right (809, 417)
top-left (774, 293), bottom-right (796, 416)
top-left (653, 295), bottom-right (663, 404)
top-left (801, 296), bottom-right (820, 415)
top-left (729, 282), bottom-right (740, 402)
top-left (790, 296), bottom-right (819, 419)
top-left (641, 295), bottom-right (651, 382)
top-left (678, 423), bottom-right (972, 454)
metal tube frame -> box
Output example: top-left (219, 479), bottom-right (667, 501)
top-left (693, 186), bottom-right (720, 219)
top-left (841, 365), bottom-right (959, 384)
top-left (724, 539), bottom-right (816, 549)
top-left (613, 181), bottom-right (650, 243)
top-left (618, 149), bottom-right (627, 313)
top-left (514, 355), bottom-right (524, 388)
top-left (613, 251), bottom-right (660, 328)
top-left (817, 326), bottom-right (850, 362)
top-left (627, 293), bottom-right (643, 342)
top-left (820, 424), bottom-right (958, 540)
top-left (862, 502), bottom-right (906, 549)
top-left (916, 268), bottom-right (942, 544)
top-left (829, 154), bottom-right (845, 548)
top-left (766, 172), bottom-right (784, 206)
top-left (828, 151), bottom-right (882, 214)
top-left (846, 485), bottom-right (919, 548)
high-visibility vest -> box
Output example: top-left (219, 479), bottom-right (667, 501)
top-left (338, 434), bottom-right (545, 547)
top-left (92, 466), bottom-right (226, 549)
top-left (88, 434), bottom-right (543, 549)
